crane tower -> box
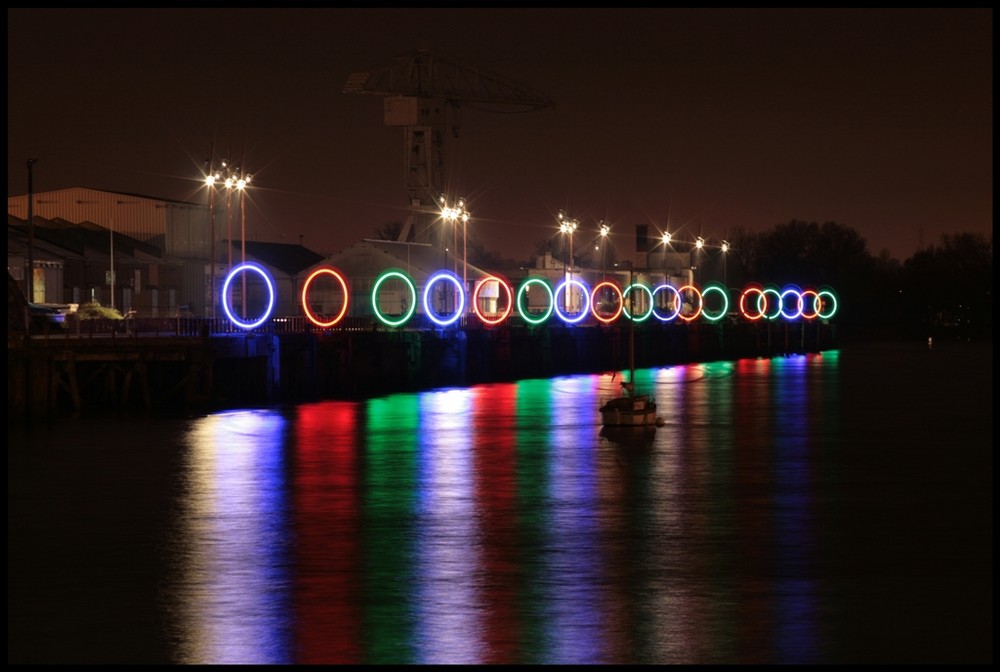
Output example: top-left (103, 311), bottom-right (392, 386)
top-left (344, 48), bottom-right (554, 244)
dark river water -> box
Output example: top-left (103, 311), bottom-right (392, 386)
top-left (8, 340), bottom-right (992, 664)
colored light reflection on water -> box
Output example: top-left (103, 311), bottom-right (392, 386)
top-left (159, 361), bottom-right (842, 664)
top-left (159, 364), bottom-right (833, 664)
top-left (171, 409), bottom-right (292, 664)
top-left (292, 400), bottom-right (362, 663)
top-left (414, 388), bottom-right (481, 663)
top-left (12, 344), bottom-right (991, 665)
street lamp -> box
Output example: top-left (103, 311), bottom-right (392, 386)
top-left (661, 230), bottom-right (672, 264)
top-left (236, 172), bottom-right (251, 319)
top-left (720, 239), bottom-right (730, 288)
top-left (661, 231), bottom-right (672, 306)
top-left (220, 162), bottom-right (252, 319)
top-left (694, 236), bottom-right (705, 284)
top-left (599, 221), bottom-right (610, 278)
top-left (462, 205), bottom-right (470, 293)
top-left (203, 160), bottom-right (222, 319)
top-left (439, 195), bottom-right (470, 311)
top-left (558, 210), bottom-right (578, 312)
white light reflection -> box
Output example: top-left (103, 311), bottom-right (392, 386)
top-left (544, 375), bottom-right (604, 663)
top-left (648, 364), bottom-right (698, 661)
top-left (171, 410), bottom-right (291, 664)
top-left (415, 389), bottom-right (483, 663)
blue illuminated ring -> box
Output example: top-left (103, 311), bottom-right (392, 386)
top-left (221, 262), bottom-right (276, 330)
top-left (423, 270), bottom-right (466, 327)
top-left (779, 286), bottom-right (805, 320)
top-left (651, 283), bottom-right (682, 322)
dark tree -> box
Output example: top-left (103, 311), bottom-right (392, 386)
top-left (901, 232), bottom-right (992, 339)
top-left (373, 221), bottom-right (405, 241)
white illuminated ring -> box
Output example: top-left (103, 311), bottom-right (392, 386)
top-left (553, 278), bottom-right (591, 324)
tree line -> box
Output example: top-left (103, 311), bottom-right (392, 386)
top-left (727, 220), bottom-right (992, 342)
top-left (374, 218), bottom-right (992, 342)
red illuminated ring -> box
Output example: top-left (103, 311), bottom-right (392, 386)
top-left (800, 289), bottom-right (820, 319)
top-left (301, 267), bottom-right (350, 328)
top-left (472, 274), bottom-right (513, 325)
top-left (740, 286), bottom-right (766, 321)
top-left (590, 280), bottom-right (623, 323)
top-left (676, 285), bottom-right (703, 322)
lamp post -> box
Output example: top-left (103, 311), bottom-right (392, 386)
top-left (236, 172), bottom-right (251, 320)
top-left (461, 202), bottom-right (469, 294)
top-left (720, 239), bottom-right (730, 288)
top-left (439, 195), bottom-right (470, 312)
top-left (599, 221), bottom-right (610, 278)
top-left (694, 236), bottom-right (705, 284)
top-left (111, 200), bottom-right (140, 314)
top-left (661, 231), bottom-right (672, 309)
top-left (223, 163), bottom-right (235, 269)
top-left (558, 210), bottom-right (578, 311)
top-left (203, 160), bottom-right (221, 319)
top-left (109, 213), bottom-right (116, 311)
top-left (222, 163), bottom-right (252, 319)
top-left (661, 230), bottom-right (672, 276)
top-left (26, 159), bottom-right (37, 305)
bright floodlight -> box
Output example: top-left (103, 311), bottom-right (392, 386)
top-left (696, 236), bottom-right (705, 250)
top-left (599, 222), bottom-right (610, 237)
top-left (662, 231), bottom-right (671, 245)
top-left (721, 240), bottom-right (730, 253)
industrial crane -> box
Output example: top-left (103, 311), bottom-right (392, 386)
top-left (344, 48), bottom-right (554, 244)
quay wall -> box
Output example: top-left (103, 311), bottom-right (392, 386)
top-left (9, 320), bottom-right (835, 422)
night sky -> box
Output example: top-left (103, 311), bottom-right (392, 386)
top-left (7, 8), bottom-right (992, 263)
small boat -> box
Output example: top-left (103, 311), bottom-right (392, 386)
top-left (599, 260), bottom-right (659, 429)
top-left (599, 381), bottom-right (658, 427)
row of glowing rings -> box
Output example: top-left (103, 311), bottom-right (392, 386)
top-left (221, 263), bottom-right (839, 330)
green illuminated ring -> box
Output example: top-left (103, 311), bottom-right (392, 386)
top-left (701, 283), bottom-right (730, 322)
top-left (760, 287), bottom-right (783, 320)
top-left (816, 289), bottom-right (838, 319)
top-left (371, 270), bottom-right (417, 327)
top-left (622, 283), bottom-right (654, 322)
top-left (516, 277), bottom-right (554, 325)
